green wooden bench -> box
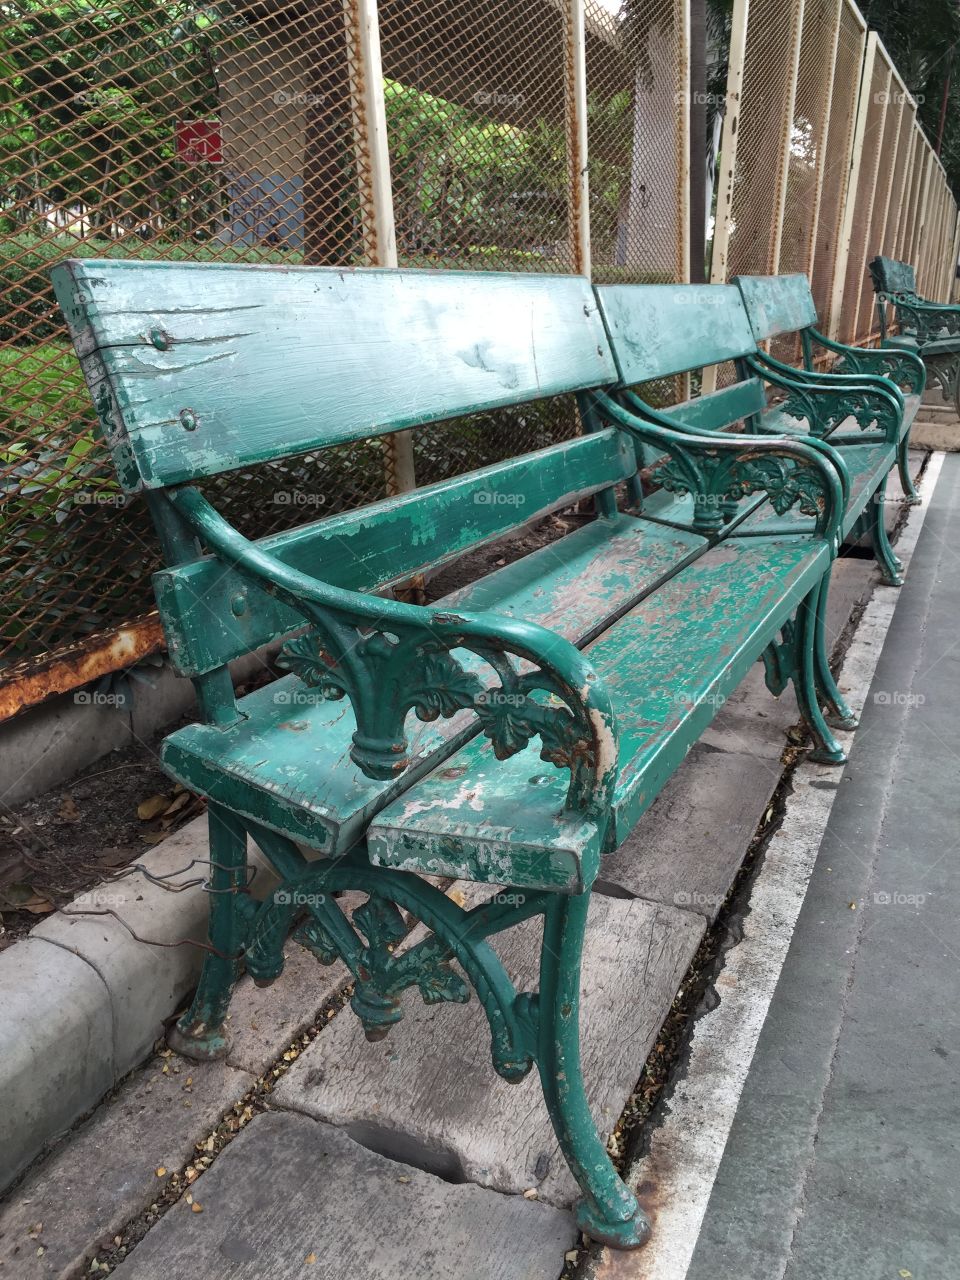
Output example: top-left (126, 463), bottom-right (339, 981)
top-left (53, 259), bottom-right (850, 1250)
top-left (733, 272), bottom-right (923, 513)
top-left (869, 254), bottom-right (960, 415)
top-left (596, 280), bottom-right (915, 588)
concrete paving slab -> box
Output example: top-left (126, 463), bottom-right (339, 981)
top-left (0, 938), bottom-right (114, 1191)
top-left (596, 746), bottom-right (775, 917)
top-left (273, 894), bottom-right (704, 1207)
top-left (226, 940), bottom-right (352, 1078)
top-left (109, 1110), bottom-right (578, 1280)
top-left (0, 1050), bottom-right (251, 1279)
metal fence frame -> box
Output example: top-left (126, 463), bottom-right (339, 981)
top-left (709, 0), bottom-right (959, 365)
top-left (3, 0), bottom-right (958, 717)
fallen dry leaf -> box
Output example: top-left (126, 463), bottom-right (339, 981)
top-left (191, 1202), bottom-right (203, 1214)
top-left (0, 884), bottom-right (54, 915)
top-left (155, 1166), bottom-right (166, 1178)
top-left (58, 794), bottom-right (80, 821)
top-left (305, 1254), bottom-right (317, 1265)
top-left (137, 794), bottom-right (171, 822)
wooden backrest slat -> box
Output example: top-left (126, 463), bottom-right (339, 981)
top-left (667, 379), bottom-right (766, 432)
top-left (594, 284), bottom-right (757, 383)
top-left (154, 428), bottom-right (635, 675)
top-left (52, 260), bottom-right (617, 491)
top-left (733, 274), bottom-right (818, 340)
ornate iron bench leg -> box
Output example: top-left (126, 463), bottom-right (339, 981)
top-left (537, 892), bottom-right (651, 1249)
top-left (897, 435), bottom-right (921, 506)
top-left (812, 575), bottom-right (858, 731)
top-left (762, 584), bottom-right (847, 766)
top-left (168, 804), bottom-right (249, 1061)
top-left (869, 475), bottom-right (904, 587)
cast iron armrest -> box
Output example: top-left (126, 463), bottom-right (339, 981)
top-left (614, 388), bottom-right (852, 513)
top-left (891, 298), bottom-right (960, 342)
top-left (806, 327), bottom-right (925, 395)
top-left (750, 346), bottom-right (907, 411)
top-left (587, 391), bottom-right (846, 546)
top-left (164, 486), bottom-right (620, 821)
top-left (742, 354), bottom-right (901, 445)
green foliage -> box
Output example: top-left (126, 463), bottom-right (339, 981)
top-left (860, 0), bottom-right (960, 199)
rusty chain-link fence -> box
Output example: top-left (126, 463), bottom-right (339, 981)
top-left (1, 0), bottom-right (958, 715)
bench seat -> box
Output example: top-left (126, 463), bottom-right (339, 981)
top-left (367, 534), bottom-right (830, 892)
top-left (160, 512), bottom-right (707, 856)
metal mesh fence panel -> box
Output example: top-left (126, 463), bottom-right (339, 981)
top-left (836, 44), bottom-right (886, 343)
top-left (809, 1), bottom-right (865, 332)
top-left (0, 0), bottom-right (388, 673)
top-left (585, 0), bottom-right (687, 286)
top-left (722, 0), bottom-right (799, 281)
top-left (778, 0), bottom-right (839, 278)
top-left (852, 58), bottom-right (901, 342)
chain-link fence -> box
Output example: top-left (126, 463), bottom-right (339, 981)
top-left (711, 0), bottom-right (958, 355)
top-left (3, 0), bottom-right (958, 714)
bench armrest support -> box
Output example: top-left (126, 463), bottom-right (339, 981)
top-left (889, 298), bottom-right (960, 342)
top-left (164, 487), bottom-right (620, 819)
top-left (806, 327), bottom-right (925, 395)
top-left (744, 354), bottom-right (901, 445)
top-left (753, 347), bottom-right (907, 410)
top-left (588, 392), bottom-right (845, 545)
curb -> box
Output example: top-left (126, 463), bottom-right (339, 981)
top-left (0, 814), bottom-right (275, 1193)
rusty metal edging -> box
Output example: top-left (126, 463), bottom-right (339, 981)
top-left (0, 615), bottom-right (165, 724)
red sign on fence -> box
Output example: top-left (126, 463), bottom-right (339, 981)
top-left (176, 120), bottom-right (223, 165)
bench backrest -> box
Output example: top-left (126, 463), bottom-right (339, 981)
top-left (592, 282), bottom-right (766, 435)
top-left (731, 274), bottom-right (819, 341)
top-left (51, 260), bottom-right (617, 491)
top-left (54, 261), bottom-right (635, 677)
top-left (594, 283), bottom-right (758, 383)
top-left (869, 255), bottom-right (918, 300)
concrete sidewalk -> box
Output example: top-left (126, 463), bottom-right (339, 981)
top-left (683, 452), bottom-right (960, 1280)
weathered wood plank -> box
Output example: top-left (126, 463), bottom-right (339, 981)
top-left (51, 260), bottom-right (617, 490)
top-left (733, 273), bottom-right (819, 340)
top-left (668, 378), bottom-right (766, 432)
top-left (272, 893), bottom-right (704, 1207)
top-left (595, 283), bottom-right (757, 383)
top-left (154, 429), bottom-right (638, 675)
top-left (109, 1111), bottom-right (578, 1279)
